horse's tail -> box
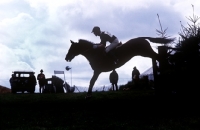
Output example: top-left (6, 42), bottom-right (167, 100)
top-left (138, 37), bottom-right (175, 44)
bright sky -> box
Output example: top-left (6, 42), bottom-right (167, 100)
top-left (0, 0), bottom-right (200, 92)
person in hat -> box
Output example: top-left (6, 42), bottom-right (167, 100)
top-left (91, 26), bottom-right (120, 65)
top-left (132, 66), bottom-right (140, 88)
top-left (37, 69), bottom-right (46, 93)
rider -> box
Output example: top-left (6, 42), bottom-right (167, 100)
top-left (91, 26), bottom-right (120, 64)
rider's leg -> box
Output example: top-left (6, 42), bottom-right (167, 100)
top-left (105, 39), bottom-right (120, 64)
top-left (105, 38), bottom-right (119, 53)
top-left (107, 51), bottom-right (118, 64)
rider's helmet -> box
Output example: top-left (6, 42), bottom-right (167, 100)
top-left (40, 69), bottom-right (43, 72)
top-left (91, 26), bottom-right (100, 33)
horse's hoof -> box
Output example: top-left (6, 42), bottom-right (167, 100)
top-left (85, 95), bottom-right (92, 99)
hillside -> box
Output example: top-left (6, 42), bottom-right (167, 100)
top-left (0, 85), bottom-right (11, 93)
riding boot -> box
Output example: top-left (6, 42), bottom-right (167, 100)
top-left (108, 51), bottom-right (118, 64)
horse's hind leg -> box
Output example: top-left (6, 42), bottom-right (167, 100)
top-left (142, 41), bottom-right (159, 60)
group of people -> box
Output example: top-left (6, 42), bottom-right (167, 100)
top-left (109, 66), bottom-right (140, 91)
top-left (35, 67), bottom-right (140, 92)
top-left (10, 68), bottom-right (140, 93)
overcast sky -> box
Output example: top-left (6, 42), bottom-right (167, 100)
top-left (0, 0), bottom-right (200, 92)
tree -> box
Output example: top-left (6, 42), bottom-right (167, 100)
top-left (175, 5), bottom-right (200, 69)
top-left (169, 5), bottom-right (200, 95)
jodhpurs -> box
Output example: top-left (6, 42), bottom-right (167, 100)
top-left (105, 38), bottom-right (120, 53)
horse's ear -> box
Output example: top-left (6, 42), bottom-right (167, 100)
top-left (70, 40), bottom-right (75, 44)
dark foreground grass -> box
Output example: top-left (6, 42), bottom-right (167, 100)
top-left (0, 90), bottom-right (200, 130)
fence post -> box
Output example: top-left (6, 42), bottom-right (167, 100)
top-left (158, 46), bottom-right (168, 74)
top-left (157, 46), bottom-right (168, 95)
top-left (152, 58), bottom-right (158, 94)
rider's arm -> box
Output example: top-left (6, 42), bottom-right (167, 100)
top-left (100, 33), bottom-right (107, 46)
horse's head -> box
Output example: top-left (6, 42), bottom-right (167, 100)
top-left (65, 40), bottom-right (77, 62)
top-left (65, 39), bottom-right (93, 62)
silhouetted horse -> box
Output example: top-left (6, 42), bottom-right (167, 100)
top-left (65, 37), bottom-right (173, 98)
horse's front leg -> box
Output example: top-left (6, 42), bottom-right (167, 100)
top-left (86, 70), bottom-right (101, 98)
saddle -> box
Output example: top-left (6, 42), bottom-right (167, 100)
top-left (96, 42), bottom-right (123, 59)
top-left (106, 42), bottom-right (123, 65)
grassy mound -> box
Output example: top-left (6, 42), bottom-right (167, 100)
top-left (0, 90), bottom-right (200, 130)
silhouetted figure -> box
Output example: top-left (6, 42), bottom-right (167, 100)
top-left (91, 26), bottom-right (120, 65)
top-left (37, 69), bottom-right (46, 93)
top-left (109, 69), bottom-right (119, 91)
top-left (132, 66), bottom-right (140, 87)
top-left (9, 74), bottom-right (14, 84)
top-left (9, 74), bottom-right (16, 88)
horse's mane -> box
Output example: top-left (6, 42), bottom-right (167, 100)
top-left (78, 39), bottom-right (94, 45)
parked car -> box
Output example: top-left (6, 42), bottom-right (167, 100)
top-left (10, 71), bottom-right (36, 93)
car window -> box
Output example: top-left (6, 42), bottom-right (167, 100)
top-left (47, 80), bottom-right (52, 84)
top-left (21, 74), bottom-right (30, 77)
top-left (15, 74), bottom-right (20, 77)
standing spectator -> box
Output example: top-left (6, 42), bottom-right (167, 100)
top-left (132, 66), bottom-right (140, 87)
top-left (109, 69), bottom-right (119, 91)
top-left (9, 74), bottom-right (14, 84)
top-left (37, 69), bottom-right (46, 93)
top-left (9, 74), bottom-right (16, 89)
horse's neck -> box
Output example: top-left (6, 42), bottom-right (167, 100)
top-left (81, 48), bottom-right (94, 61)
